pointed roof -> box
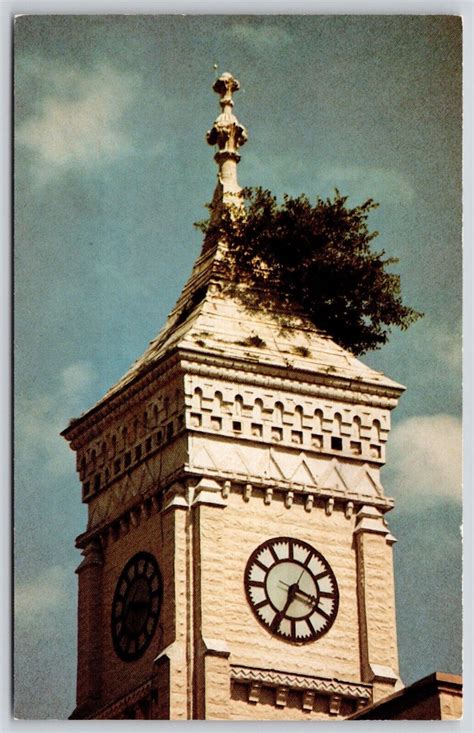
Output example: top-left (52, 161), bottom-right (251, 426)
top-left (64, 73), bottom-right (403, 436)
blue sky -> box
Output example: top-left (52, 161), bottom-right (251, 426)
top-left (14, 15), bottom-right (462, 719)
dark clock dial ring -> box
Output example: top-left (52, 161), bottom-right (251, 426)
top-left (244, 537), bottom-right (339, 644)
top-left (111, 552), bottom-right (162, 662)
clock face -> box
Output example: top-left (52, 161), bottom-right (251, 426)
top-left (244, 537), bottom-right (339, 643)
top-left (111, 552), bottom-right (162, 662)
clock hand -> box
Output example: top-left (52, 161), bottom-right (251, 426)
top-left (271, 583), bottom-right (298, 631)
top-left (294, 588), bottom-right (318, 605)
top-left (123, 583), bottom-right (141, 620)
top-left (297, 566), bottom-right (306, 584)
top-left (279, 580), bottom-right (317, 606)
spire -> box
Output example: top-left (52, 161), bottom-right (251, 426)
top-left (206, 73), bottom-right (248, 222)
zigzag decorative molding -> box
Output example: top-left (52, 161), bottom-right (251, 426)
top-left (353, 463), bottom-right (382, 497)
top-left (191, 439), bottom-right (382, 497)
top-left (319, 460), bottom-right (350, 493)
top-left (230, 665), bottom-right (372, 700)
top-left (92, 679), bottom-right (153, 720)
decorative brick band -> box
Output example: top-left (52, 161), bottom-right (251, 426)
top-left (181, 355), bottom-right (401, 409)
top-left (91, 679), bottom-right (154, 720)
top-left (230, 664), bottom-right (372, 701)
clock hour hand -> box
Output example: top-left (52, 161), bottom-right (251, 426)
top-left (279, 580), bottom-right (318, 606)
top-left (271, 583), bottom-right (298, 631)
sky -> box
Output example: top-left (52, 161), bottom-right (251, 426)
top-left (13, 14), bottom-right (462, 719)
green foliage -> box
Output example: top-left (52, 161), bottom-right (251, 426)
top-left (197, 187), bottom-right (422, 356)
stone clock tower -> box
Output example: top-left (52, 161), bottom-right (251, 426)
top-left (63, 73), bottom-right (404, 720)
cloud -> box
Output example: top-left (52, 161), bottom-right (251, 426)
top-left (319, 165), bottom-right (415, 204)
top-left (423, 318), bottom-right (462, 374)
top-left (385, 414), bottom-right (462, 503)
top-left (228, 22), bottom-right (292, 49)
top-left (15, 565), bottom-right (70, 621)
top-left (60, 361), bottom-right (96, 395)
top-left (16, 361), bottom-right (95, 477)
top-left (16, 62), bottom-right (139, 182)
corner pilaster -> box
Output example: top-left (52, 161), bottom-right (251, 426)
top-left (73, 539), bottom-right (104, 716)
top-left (191, 477), bottom-right (228, 719)
top-left (354, 505), bottom-right (403, 702)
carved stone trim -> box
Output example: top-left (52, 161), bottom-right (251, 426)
top-left (275, 687), bottom-right (289, 707)
top-left (91, 679), bottom-right (154, 720)
top-left (230, 665), bottom-right (372, 702)
top-left (180, 354), bottom-right (403, 408)
top-left (302, 690), bottom-right (316, 711)
top-left (77, 469), bottom-right (394, 549)
top-left (354, 504), bottom-right (393, 537)
top-left (185, 472), bottom-right (394, 513)
top-left (63, 314), bottom-right (402, 449)
top-left (75, 539), bottom-right (103, 573)
top-left (329, 693), bottom-right (342, 715)
top-left (192, 477), bottom-right (227, 508)
top-left (248, 683), bottom-right (262, 704)
top-left (63, 354), bottom-right (182, 447)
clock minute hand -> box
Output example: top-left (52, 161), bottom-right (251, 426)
top-left (279, 580), bottom-right (317, 606)
top-left (294, 587), bottom-right (318, 605)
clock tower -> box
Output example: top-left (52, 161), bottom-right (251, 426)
top-left (63, 73), bottom-right (404, 720)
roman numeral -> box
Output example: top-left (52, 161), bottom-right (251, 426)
top-left (319, 591), bottom-right (335, 599)
top-left (248, 580), bottom-right (265, 588)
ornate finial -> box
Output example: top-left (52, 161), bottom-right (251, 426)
top-left (206, 72), bottom-right (248, 196)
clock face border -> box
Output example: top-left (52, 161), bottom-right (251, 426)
top-left (111, 551), bottom-right (163, 662)
top-left (244, 536), bottom-right (339, 645)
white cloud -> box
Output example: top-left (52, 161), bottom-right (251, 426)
top-left (228, 23), bottom-right (292, 49)
top-left (16, 361), bottom-right (95, 477)
top-left (425, 319), bottom-right (462, 374)
top-left (16, 565), bottom-right (70, 621)
top-left (386, 414), bottom-right (462, 503)
top-left (319, 165), bottom-right (415, 204)
top-left (60, 361), bottom-right (95, 395)
top-left (402, 319), bottom-right (462, 397)
top-left (16, 63), bottom-right (138, 181)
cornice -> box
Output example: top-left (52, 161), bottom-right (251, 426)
top-left (230, 664), bottom-right (372, 701)
top-left (62, 338), bottom-right (402, 448)
top-left (76, 471), bottom-right (394, 548)
top-left (90, 678), bottom-right (154, 720)
top-left (181, 351), bottom-right (403, 408)
top-left (62, 351), bottom-right (182, 447)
